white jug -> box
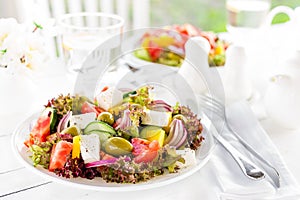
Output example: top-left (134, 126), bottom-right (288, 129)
top-left (264, 50), bottom-right (300, 129)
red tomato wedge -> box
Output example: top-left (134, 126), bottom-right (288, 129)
top-left (101, 86), bottom-right (109, 92)
top-left (24, 115), bottom-right (51, 147)
top-left (100, 151), bottom-right (116, 160)
top-left (24, 136), bottom-right (34, 147)
top-left (181, 24), bottom-right (202, 37)
top-left (199, 31), bottom-right (217, 49)
top-left (131, 138), bottom-right (160, 164)
top-left (147, 41), bottom-right (163, 61)
top-left (81, 101), bottom-right (103, 116)
top-left (134, 150), bottom-right (158, 164)
top-left (49, 141), bottom-right (73, 171)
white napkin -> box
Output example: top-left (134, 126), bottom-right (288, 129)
top-left (210, 101), bottom-right (300, 200)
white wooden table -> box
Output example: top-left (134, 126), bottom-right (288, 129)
top-left (1, 20), bottom-right (300, 197)
top-left (0, 62), bottom-right (300, 199)
top-left (1, 111), bottom-right (299, 199)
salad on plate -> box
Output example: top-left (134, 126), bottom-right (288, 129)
top-left (23, 86), bottom-right (205, 184)
top-left (133, 24), bottom-right (229, 67)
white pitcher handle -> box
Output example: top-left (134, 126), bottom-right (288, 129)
top-left (265, 6), bottom-right (296, 26)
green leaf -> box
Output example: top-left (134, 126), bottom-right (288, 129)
top-left (125, 86), bottom-right (153, 107)
top-left (0, 49), bottom-right (7, 55)
top-left (33, 22), bottom-right (43, 30)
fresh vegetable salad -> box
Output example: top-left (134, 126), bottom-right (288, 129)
top-left (134, 24), bottom-right (229, 67)
top-left (24, 86), bottom-right (204, 183)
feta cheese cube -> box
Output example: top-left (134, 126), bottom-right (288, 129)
top-left (142, 109), bottom-right (172, 127)
top-left (96, 87), bottom-right (123, 111)
top-left (80, 134), bottom-right (100, 164)
top-left (176, 148), bottom-right (197, 168)
top-left (70, 112), bottom-right (97, 130)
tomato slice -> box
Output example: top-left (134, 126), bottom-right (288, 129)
top-left (24, 134), bottom-right (34, 147)
top-left (134, 150), bottom-right (158, 164)
top-left (131, 138), bottom-right (160, 164)
top-left (81, 101), bottom-right (103, 116)
top-left (101, 86), bottom-right (109, 92)
top-left (49, 140), bottom-right (73, 171)
top-left (147, 41), bottom-right (163, 61)
top-left (94, 106), bottom-right (105, 115)
top-left (100, 151), bottom-right (116, 160)
top-left (131, 138), bottom-right (150, 156)
top-left (24, 114), bottom-right (51, 147)
top-left (200, 31), bottom-right (217, 49)
top-left (182, 24), bottom-right (202, 37)
top-left (34, 116), bottom-right (51, 143)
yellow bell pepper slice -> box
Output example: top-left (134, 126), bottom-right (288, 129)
top-left (147, 129), bottom-right (165, 147)
top-left (72, 135), bottom-right (81, 159)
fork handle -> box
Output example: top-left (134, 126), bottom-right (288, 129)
top-left (214, 134), bottom-right (265, 180)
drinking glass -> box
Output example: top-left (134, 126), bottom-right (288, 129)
top-left (58, 12), bottom-right (124, 73)
top-left (226, 0), bottom-right (271, 30)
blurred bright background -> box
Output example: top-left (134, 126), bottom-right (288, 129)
top-left (1, 0), bottom-right (299, 32)
top-left (150, 0), bottom-right (300, 32)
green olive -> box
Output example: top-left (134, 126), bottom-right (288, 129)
top-left (97, 112), bottom-right (114, 125)
top-left (104, 137), bottom-right (133, 156)
top-left (60, 125), bottom-right (80, 136)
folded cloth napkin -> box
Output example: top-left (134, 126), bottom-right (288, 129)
top-left (144, 100), bottom-right (300, 200)
top-left (210, 101), bottom-right (300, 200)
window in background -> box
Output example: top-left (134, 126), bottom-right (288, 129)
top-left (150, 0), bottom-right (226, 32)
top-left (149, 0), bottom-right (300, 32)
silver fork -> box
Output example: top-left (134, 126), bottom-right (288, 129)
top-left (201, 113), bottom-right (265, 181)
top-left (198, 93), bottom-right (280, 188)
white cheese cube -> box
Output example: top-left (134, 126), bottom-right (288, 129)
top-left (96, 87), bottom-right (123, 111)
top-left (176, 148), bottom-right (197, 168)
top-left (142, 110), bottom-right (172, 127)
top-left (80, 134), bottom-right (100, 164)
top-left (70, 112), bottom-right (97, 130)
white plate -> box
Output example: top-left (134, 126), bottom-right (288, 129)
top-left (122, 53), bottom-right (153, 69)
top-left (11, 112), bottom-right (215, 191)
top-left (122, 53), bottom-right (181, 71)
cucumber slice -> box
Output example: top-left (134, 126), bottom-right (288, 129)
top-left (43, 107), bottom-right (57, 133)
top-left (83, 130), bottom-right (112, 148)
top-left (83, 121), bottom-right (116, 136)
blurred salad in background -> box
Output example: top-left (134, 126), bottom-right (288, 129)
top-left (134, 24), bottom-right (229, 67)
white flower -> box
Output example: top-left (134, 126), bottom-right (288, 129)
top-left (0, 18), bottom-right (19, 45)
top-left (0, 18), bottom-right (50, 74)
